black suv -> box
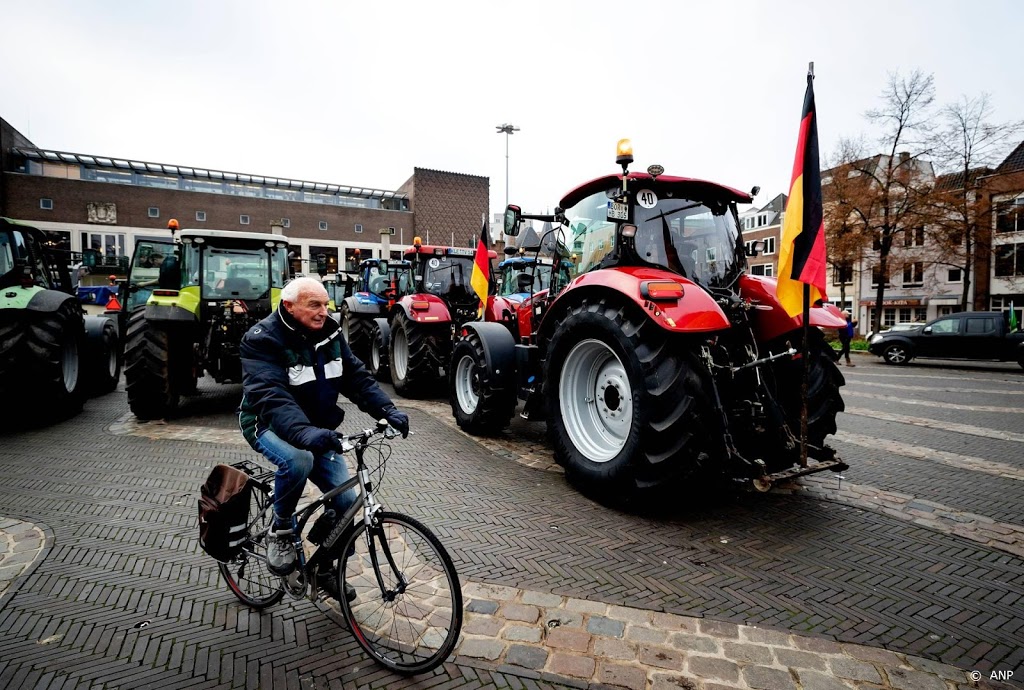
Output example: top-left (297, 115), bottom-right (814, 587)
top-left (868, 311), bottom-right (1024, 367)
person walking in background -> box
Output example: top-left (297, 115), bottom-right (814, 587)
top-left (839, 311), bottom-right (856, 366)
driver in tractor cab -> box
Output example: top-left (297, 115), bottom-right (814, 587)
top-left (238, 277), bottom-right (410, 597)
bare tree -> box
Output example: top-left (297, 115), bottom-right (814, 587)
top-left (822, 137), bottom-right (873, 312)
top-left (844, 70), bottom-right (937, 334)
top-left (925, 94), bottom-right (1024, 310)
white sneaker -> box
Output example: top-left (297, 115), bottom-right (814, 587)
top-left (266, 529), bottom-right (297, 575)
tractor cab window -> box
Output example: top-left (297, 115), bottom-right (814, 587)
top-left (127, 239), bottom-right (177, 311)
top-left (422, 255), bottom-right (473, 296)
top-left (367, 264), bottom-right (390, 296)
top-left (633, 197), bottom-right (742, 288)
top-left (564, 189), bottom-right (618, 274)
top-left (0, 232), bottom-right (14, 277)
top-left (202, 247), bottom-right (273, 299)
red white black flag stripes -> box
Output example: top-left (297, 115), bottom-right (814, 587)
top-left (777, 72), bottom-right (828, 317)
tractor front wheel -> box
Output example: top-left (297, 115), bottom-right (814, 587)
top-left (124, 308), bottom-right (180, 420)
top-left (545, 299), bottom-right (714, 503)
top-left (341, 305), bottom-right (371, 363)
top-left (85, 319), bottom-right (121, 395)
top-left (771, 331), bottom-right (846, 451)
top-left (450, 331), bottom-right (516, 434)
top-left (389, 313), bottom-right (442, 397)
top-left (368, 318), bottom-right (391, 382)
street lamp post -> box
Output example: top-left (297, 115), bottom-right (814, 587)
top-left (496, 123), bottom-right (520, 218)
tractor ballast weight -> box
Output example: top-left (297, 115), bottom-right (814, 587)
top-left (123, 223), bottom-right (290, 420)
top-left (0, 218), bottom-right (121, 424)
top-left (448, 141), bottom-right (849, 504)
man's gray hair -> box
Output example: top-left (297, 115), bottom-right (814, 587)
top-left (281, 276), bottom-right (328, 303)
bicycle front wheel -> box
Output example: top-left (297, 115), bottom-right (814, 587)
top-left (219, 480), bottom-right (285, 609)
top-left (339, 511), bottom-right (463, 674)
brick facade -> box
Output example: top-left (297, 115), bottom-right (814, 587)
top-left (403, 167), bottom-right (489, 247)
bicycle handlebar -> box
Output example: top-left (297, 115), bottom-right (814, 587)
top-left (335, 419), bottom-right (399, 452)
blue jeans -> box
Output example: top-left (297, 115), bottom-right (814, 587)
top-left (254, 429), bottom-right (357, 526)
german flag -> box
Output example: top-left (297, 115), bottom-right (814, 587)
top-left (470, 214), bottom-right (490, 317)
top-left (777, 73), bottom-right (828, 317)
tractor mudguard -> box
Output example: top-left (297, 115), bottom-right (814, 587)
top-left (17, 287), bottom-right (79, 313)
top-left (484, 295), bottom-right (518, 334)
top-left (460, 322), bottom-right (517, 388)
top-left (739, 274), bottom-right (847, 342)
top-left (394, 294), bottom-right (452, 324)
top-left (343, 295), bottom-right (382, 315)
top-left (541, 267), bottom-right (729, 340)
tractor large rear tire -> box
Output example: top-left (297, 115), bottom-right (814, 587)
top-left (450, 330), bottom-right (516, 434)
top-left (21, 300), bottom-right (86, 419)
top-left (368, 318), bottom-right (391, 382)
top-left (389, 313), bottom-right (443, 397)
top-left (342, 305), bottom-right (371, 364)
top-left (770, 330), bottom-right (845, 451)
top-left (125, 308), bottom-right (179, 420)
top-left (545, 298), bottom-right (714, 504)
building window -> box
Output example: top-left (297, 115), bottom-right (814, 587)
top-left (148, 207), bottom-right (160, 219)
top-left (833, 262), bottom-right (853, 285)
top-left (902, 261), bottom-right (924, 287)
top-left (762, 236), bottom-right (776, 255)
top-left (996, 201), bottom-right (1022, 233)
top-left (196, 211), bottom-right (206, 222)
top-left (994, 243), bottom-right (1024, 277)
top-left (40, 198), bottom-right (53, 210)
top-left (281, 218), bottom-right (291, 228)
top-left (240, 215), bottom-right (250, 225)
top-left (319, 221), bottom-right (328, 231)
top-left (903, 226), bottom-right (925, 247)
top-left (947, 268), bottom-right (961, 282)
top-left (355, 223), bottom-right (363, 234)
top-left (871, 265), bottom-right (891, 288)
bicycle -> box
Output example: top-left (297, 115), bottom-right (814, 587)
top-left (218, 420), bottom-right (463, 674)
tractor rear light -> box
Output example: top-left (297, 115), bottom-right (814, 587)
top-left (411, 300), bottom-right (430, 311)
top-left (153, 289), bottom-right (179, 297)
top-left (434, 248), bottom-right (444, 255)
top-left (640, 281), bottom-right (684, 301)
top-left (620, 224), bottom-right (637, 237)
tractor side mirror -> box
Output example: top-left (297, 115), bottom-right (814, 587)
top-left (504, 205), bottom-right (522, 236)
top-left (503, 246), bottom-right (518, 256)
top-left (517, 273), bottom-right (534, 291)
top-left (378, 260), bottom-right (389, 274)
top-left (743, 240), bottom-right (765, 257)
top-left (82, 249), bottom-right (98, 268)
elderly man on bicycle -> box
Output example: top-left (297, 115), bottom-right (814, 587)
top-left (238, 276), bottom-right (409, 588)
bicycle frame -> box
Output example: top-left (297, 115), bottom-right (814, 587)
top-left (240, 424), bottom-right (399, 602)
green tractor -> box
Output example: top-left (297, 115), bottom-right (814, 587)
top-left (123, 221), bottom-right (290, 419)
top-left (0, 217), bottom-right (120, 423)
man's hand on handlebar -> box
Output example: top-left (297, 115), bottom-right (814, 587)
top-left (381, 406), bottom-right (410, 439)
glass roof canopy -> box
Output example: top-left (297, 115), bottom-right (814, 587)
top-left (15, 147), bottom-right (408, 202)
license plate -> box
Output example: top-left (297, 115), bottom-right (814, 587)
top-left (447, 247), bottom-right (475, 256)
top-left (607, 201), bottom-right (629, 221)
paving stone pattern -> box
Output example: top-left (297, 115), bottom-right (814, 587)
top-left (0, 379), bottom-right (1022, 689)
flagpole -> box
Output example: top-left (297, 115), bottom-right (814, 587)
top-left (799, 60), bottom-right (815, 470)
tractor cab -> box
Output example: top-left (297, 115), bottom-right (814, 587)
top-left (403, 240), bottom-right (494, 324)
top-left (497, 255), bottom-right (573, 304)
top-left (504, 141), bottom-right (750, 296)
top-left (355, 258), bottom-right (414, 305)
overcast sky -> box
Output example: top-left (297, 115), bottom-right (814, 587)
top-left (3, 0), bottom-right (1022, 231)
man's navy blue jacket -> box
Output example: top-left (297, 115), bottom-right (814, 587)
top-left (238, 304), bottom-right (395, 453)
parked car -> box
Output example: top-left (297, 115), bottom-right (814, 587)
top-left (864, 321), bottom-right (927, 340)
top-left (868, 312), bottom-right (1024, 367)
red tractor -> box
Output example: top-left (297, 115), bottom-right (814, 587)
top-left (386, 238), bottom-right (507, 396)
top-left (449, 141), bottom-right (849, 502)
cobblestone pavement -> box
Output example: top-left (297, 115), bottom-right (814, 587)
top-left (0, 357), bottom-right (1021, 689)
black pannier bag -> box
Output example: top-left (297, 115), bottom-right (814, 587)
top-left (198, 464), bottom-right (253, 561)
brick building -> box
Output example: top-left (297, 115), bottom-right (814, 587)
top-left (0, 117), bottom-right (489, 277)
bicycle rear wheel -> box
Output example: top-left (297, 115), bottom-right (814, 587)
top-left (219, 480), bottom-right (285, 609)
top-left (339, 511), bottom-right (462, 674)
